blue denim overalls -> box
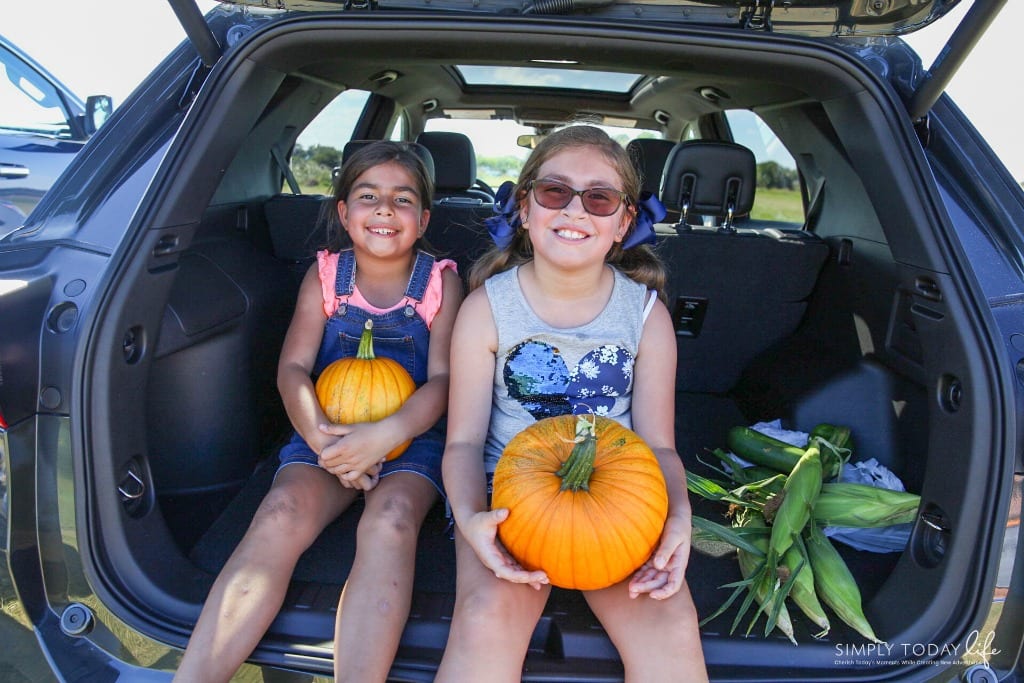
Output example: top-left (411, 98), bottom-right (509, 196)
top-left (277, 249), bottom-right (445, 495)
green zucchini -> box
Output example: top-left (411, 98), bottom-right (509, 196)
top-left (808, 423), bottom-right (853, 455)
top-left (807, 423), bottom-right (852, 480)
top-left (726, 426), bottom-right (805, 474)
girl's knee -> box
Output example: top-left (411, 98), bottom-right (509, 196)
top-left (453, 582), bottom-right (540, 635)
top-left (359, 490), bottom-right (427, 541)
top-left (249, 487), bottom-right (322, 541)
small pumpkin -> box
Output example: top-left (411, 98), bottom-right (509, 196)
top-left (491, 413), bottom-right (669, 590)
top-left (314, 319), bottom-right (416, 460)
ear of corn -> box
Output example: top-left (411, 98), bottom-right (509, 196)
top-left (766, 442), bottom-right (822, 562)
top-left (734, 511), bottom-right (797, 644)
top-left (812, 482), bottom-right (920, 528)
top-left (804, 523), bottom-right (882, 644)
top-left (781, 538), bottom-right (830, 637)
top-left (737, 545), bottom-right (797, 645)
top-left (694, 422), bottom-right (910, 646)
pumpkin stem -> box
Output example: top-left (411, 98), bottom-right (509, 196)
top-left (356, 319), bottom-right (376, 360)
top-left (556, 414), bottom-right (598, 492)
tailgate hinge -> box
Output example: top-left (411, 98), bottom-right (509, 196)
top-left (741, 0), bottom-right (774, 31)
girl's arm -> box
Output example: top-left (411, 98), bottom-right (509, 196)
top-left (627, 297), bottom-right (693, 600)
top-left (277, 263), bottom-right (337, 456)
top-left (442, 288), bottom-right (548, 588)
top-left (320, 268), bottom-right (464, 479)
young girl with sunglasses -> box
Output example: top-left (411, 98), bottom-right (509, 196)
top-left (175, 142), bottom-right (462, 683)
top-left (436, 125), bottom-right (707, 681)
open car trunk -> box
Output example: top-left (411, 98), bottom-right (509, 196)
top-left (76, 11), bottom-right (1011, 680)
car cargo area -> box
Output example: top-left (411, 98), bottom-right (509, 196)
top-left (77, 14), bottom-right (1006, 680)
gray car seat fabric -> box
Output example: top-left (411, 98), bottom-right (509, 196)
top-left (414, 131), bottom-right (495, 286)
top-left (654, 140), bottom-right (829, 393)
top-left (415, 131), bottom-right (492, 203)
top-left (660, 139), bottom-right (757, 230)
top-left (626, 138), bottom-right (677, 198)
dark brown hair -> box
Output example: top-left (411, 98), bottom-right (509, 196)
top-left (323, 141), bottom-right (435, 253)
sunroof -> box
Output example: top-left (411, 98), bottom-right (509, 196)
top-left (456, 65), bottom-right (642, 93)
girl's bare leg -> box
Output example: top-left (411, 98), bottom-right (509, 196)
top-left (584, 578), bottom-right (708, 683)
top-left (434, 529), bottom-right (551, 683)
top-left (333, 472), bottom-right (438, 682)
top-left (175, 465), bottom-right (356, 683)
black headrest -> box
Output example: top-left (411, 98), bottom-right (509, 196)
top-left (626, 138), bottom-right (677, 198)
top-left (415, 131), bottom-right (477, 193)
top-left (341, 140), bottom-right (435, 181)
top-left (660, 141), bottom-right (756, 221)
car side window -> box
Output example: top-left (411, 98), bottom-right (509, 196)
top-left (289, 88), bottom-right (372, 195)
top-left (725, 109), bottom-right (804, 225)
top-left (0, 46), bottom-right (72, 139)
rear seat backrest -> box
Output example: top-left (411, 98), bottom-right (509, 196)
top-left (655, 140), bottom-right (829, 393)
top-left (263, 194), bottom-right (331, 282)
top-left (660, 140), bottom-right (756, 231)
top-left (626, 138), bottom-right (677, 198)
top-left (415, 131), bottom-right (492, 204)
top-left (414, 131), bottom-right (496, 286)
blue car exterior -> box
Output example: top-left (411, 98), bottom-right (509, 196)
top-left (0, 33), bottom-right (111, 227)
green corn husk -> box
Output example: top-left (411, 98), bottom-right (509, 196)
top-left (780, 537), bottom-right (830, 637)
top-left (737, 545), bottom-right (798, 645)
top-left (704, 448), bottom-right (782, 487)
top-left (730, 472), bottom-right (787, 508)
top-left (804, 523), bottom-right (883, 644)
top-left (697, 510), bottom-right (797, 643)
top-left (766, 442), bottom-right (822, 562)
top-left (812, 482), bottom-right (921, 528)
top-left (734, 511), bottom-right (798, 644)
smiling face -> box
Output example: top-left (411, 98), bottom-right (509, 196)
top-left (337, 161), bottom-right (429, 260)
top-left (519, 146), bottom-right (634, 270)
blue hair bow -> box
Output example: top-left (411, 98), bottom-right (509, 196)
top-left (484, 181), bottom-right (665, 250)
top-left (623, 191), bottom-right (665, 249)
top-left (484, 180), bottom-right (520, 249)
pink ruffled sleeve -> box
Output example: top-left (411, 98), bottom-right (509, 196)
top-left (316, 251), bottom-right (456, 323)
top-left (317, 250), bottom-right (340, 318)
top-left (420, 258), bottom-right (458, 329)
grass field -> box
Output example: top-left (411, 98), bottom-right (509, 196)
top-left (751, 188), bottom-right (804, 224)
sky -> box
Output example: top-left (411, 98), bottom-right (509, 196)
top-left (3, 0), bottom-right (1022, 181)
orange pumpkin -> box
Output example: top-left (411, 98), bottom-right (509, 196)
top-left (314, 319), bottom-right (416, 460)
top-left (491, 413), bottom-right (669, 590)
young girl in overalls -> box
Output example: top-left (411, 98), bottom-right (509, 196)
top-left (176, 141), bottom-right (463, 683)
top-left (436, 125), bottom-right (707, 682)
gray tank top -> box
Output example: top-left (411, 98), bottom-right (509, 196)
top-left (482, 266), bottom-right (652, 473)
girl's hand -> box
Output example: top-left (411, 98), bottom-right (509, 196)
top-left (317, 422), bottom-right (393, 478)
top-left (627, 515), bottom-right (691, 600)
top-left (336, 466), bottom-right (381, 491)
top-left (461, 508), bottom-right (549, 590)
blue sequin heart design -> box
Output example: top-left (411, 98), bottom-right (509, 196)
top-left (504, 340), bottom-right (634, 420)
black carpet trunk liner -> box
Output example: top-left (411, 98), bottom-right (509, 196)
top-left (187, 393), bottom-right (898, 644)
top-left (189, 457), bottom-right (456, 594)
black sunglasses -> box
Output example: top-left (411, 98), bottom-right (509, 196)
top-left (529, 178), bottom-right (629, 217)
